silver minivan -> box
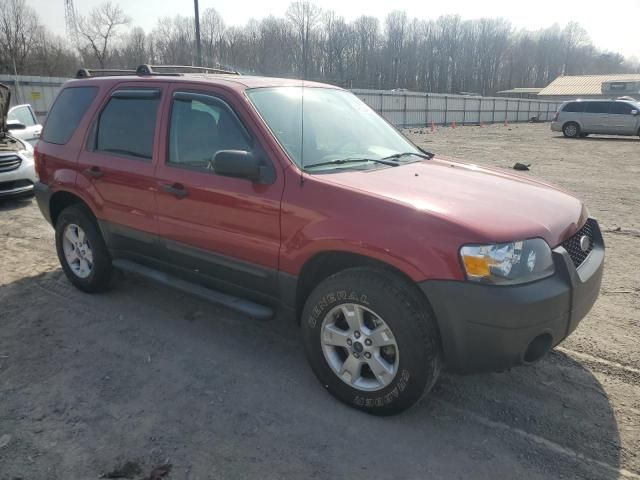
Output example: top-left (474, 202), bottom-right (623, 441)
top-left (551, 99), bottom-right (640, 138)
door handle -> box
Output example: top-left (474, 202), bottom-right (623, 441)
top-left (85, 166), bottom-right (103, 178)
top-left (162, 183), bottom-right (189, 199)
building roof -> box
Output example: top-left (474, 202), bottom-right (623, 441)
top-left (496, 88), bottom-right (544, 94)
top-left (538, 74), bottom-right (640, 96)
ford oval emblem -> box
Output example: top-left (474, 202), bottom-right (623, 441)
top-left (579, 235), bottom-right (591, 252)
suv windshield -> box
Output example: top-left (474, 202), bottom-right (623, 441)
top-left (246, 87), bottom-right (421, 170)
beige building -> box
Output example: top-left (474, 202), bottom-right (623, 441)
top-left (536, 74), bottom-right (640, 101)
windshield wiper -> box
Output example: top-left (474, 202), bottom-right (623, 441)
top-left (303, 157), bottom-right (400, 170)
top-left (381, 151), bottom-right (434, 161)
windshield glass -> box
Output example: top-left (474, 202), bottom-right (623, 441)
top-left (246, 87), bottom-right (420, 170)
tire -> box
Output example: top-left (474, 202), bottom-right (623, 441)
top-left (562, 122), bottom-right (580, 138)
top-left (301, 267), bottom-right (441, 415)
top-left (55, 205), bottom-right (112, 292)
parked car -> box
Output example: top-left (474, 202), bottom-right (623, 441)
top-left (551, 98), bottom-right (640, 138)
top-left (34, 65), bottom-right (604, 415)
top-left (0, 84), bottom-right (37, 199)
top-left (7, 103), bottom-right (43, 146)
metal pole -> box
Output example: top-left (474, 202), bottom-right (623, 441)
top-left (194, 0), bottom-right (202, 66)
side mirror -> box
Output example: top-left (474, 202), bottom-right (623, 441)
top-left (213, 150), bottom-right (262, 181)
top-left (631, 110), bottom-right (639, 116)
top-left (7, 120), bottom-right (26, 130)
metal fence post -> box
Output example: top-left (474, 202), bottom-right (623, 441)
top-left (492, 98), bottom-right (496, 124)
top-left (462, 96), bottom-right (466, 126)
top-left (444, 95), bottom-right (448, 126)
top-left (403, 93), bottom-right (408, 128)
top-left (425, 93), bottom-right (429, 127)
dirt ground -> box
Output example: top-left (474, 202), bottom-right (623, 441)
top-left (1, 123), bottom-right (638, 479)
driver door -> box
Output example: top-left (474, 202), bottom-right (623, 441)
top-left (154, 85), bottom-right (284, 297)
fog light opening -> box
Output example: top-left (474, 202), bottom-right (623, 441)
top-left (524, 333), bottom-right (553, 364)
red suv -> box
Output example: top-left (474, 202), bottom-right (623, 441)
top-left (34, 65), bottom-right (604, 415)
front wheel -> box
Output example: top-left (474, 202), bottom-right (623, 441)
top-left (301, 268), bottom-right (441, 415)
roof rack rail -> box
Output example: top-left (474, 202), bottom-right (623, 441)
top-left (76, 64), bottom-right (241, 79)
top-left (138, 64), bottom-right (240, 75)
top-left (76, 68), bottom-right (138, 78)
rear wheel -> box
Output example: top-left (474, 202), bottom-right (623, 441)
top-left (55, 205), bottom-right (112, 292)
top-left (301, 267), bottom-right (441, 415)
top-left (563, 122), bottom-right (580, 138)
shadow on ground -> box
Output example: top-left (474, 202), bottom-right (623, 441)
top-left (0, 270), bottom-right (624, 479)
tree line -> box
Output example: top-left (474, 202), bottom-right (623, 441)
top-left (1, 0), bottom-right (638, 95)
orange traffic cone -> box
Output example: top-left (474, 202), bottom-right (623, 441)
top-left (503, 118), bottom-right (509, 127)
top-left (451, 121), bottom-right (456, 129)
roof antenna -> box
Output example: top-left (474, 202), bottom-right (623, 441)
top-left (299, 78), bottom-right (305, 186)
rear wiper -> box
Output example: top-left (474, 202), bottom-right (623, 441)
top-left (381, 151), bottom-right (434, 161)
top-left (303, 157), bottom-right (400, 170)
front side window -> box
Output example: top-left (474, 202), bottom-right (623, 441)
top-left (168, 93), bottom-right (251, 169)
top-left (246, 87), bottom-right (420, 171)
top-left (42, 87), bottom-right (98, 145)
top-left (95, 91), bottom-right (160, 160)
top-left (8, 106), bottom-right (36, 126)
top-left (585, 102), bottom-right (610, 114)
top-left (609, 102), bottom-right (634, 115)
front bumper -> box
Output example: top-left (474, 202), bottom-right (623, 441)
top-left (0, 153), bottom-right (37, 198)
top-left (420, 219), bottom-right (605, 373)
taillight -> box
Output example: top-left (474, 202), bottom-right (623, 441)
top-left (552, 112), bottom-right (559, 122)
top-left (34, 143), bottom-right (44, 179)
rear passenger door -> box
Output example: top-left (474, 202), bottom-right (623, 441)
top-left (77, 83), bottom-right (164, 258)
top-left (608, 102), bottom-right (637, 135)
top-left (153, 86), bottom-right (284, 297)
top-left (583, 102), bottom-right (611, 134)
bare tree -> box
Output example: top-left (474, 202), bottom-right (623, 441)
top-left (0, 0), bottom-right (40, 73)
top-left (286, 1), bottom-right (321, 78)
top-left (77, 2), bottom-right (129, 68)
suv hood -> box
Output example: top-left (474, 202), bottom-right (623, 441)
top-left (0, 83), bottom-right (9, 135)
top-left (321, 157), bottom-right (586, 247)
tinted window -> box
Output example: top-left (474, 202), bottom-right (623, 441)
top-left (562, 102), bottom-right (585, 113)
top-left (585, 102), bottom-right (611, 114)
top-left (42, 87), bottom-right (97, 144)
top-left (8, 106), bottom-right (36, 126)
top-left (96, 94), bottom-right (160, 160)
top-left (168, 94), bottom-right (251, 168)
top-left (609, 102), bottom-right (634, 115)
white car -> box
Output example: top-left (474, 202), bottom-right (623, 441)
top-left (0, 84), bottom-right (37, 199)
top-left (7, 103), bottom-right (42, 146)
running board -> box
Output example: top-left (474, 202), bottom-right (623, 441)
top-left (112, 259), bottom-right (274, 321)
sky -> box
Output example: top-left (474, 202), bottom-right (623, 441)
top-left (29, 0), bottom-right (640, 60)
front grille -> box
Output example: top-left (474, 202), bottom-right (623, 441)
top-left (561, 219), bottom-right (595, 269)
top-left (0, 155), bottom-right (21, 172)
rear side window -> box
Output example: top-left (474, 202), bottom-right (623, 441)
top-left (562, 102), bottom-right (585, 113)
top-left (609, 102), bottom-right (634, 115)
top-left (585, 102), bottom-right (610, 114)
top-left (95, 90), bottom-right (160, 160)
top-left (42, 87), bottom-right (98, 145)
top-left (8, 106), bottom-right (37, 126)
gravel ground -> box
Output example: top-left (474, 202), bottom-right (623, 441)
top-left (1, 123), bottom-right (638, 479)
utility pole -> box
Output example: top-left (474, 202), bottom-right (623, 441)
top-left (194, 0), bottom-right (202, 66)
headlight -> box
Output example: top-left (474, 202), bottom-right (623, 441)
top-left (460, 238), bottom-right (554, 285)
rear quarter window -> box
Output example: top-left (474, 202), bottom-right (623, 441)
top-left (42, 86), bottom-right (98, 145)
top-left (562, 102), bottom-right (585, 113)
